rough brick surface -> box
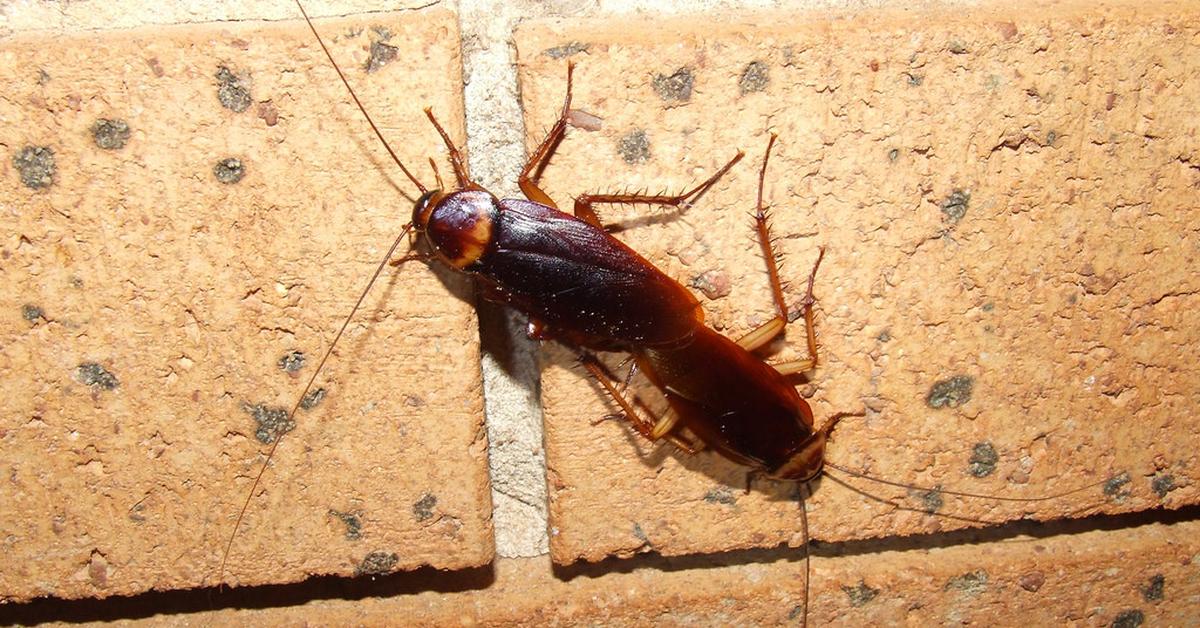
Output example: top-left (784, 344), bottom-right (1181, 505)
top-left (0, 9), bottom-right (492, 601)
top-left (517, 1), bottom-right (1199, 564)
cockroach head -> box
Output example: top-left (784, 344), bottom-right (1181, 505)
top-left (412, 189), bottom-right (444, 232)
top-left (413, 189), bottom-right (499, 269)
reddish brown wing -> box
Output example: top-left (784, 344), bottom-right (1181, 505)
top-left (472, 199), bottom-right (702, 347)
top-left (636, 326), bottom-right (818, 476)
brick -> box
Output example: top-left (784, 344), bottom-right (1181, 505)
top-left (0, 9), bottom-right (492, 601)
top-left (9, 516), bottom-right (1194, 624)
top-left (516, 1), bottom-right (1200, 564)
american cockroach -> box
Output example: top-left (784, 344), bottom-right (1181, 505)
top-left (220, 0), bottom-right (749, 579)
top-left (221, 3), bottom-right (1106, 623)
top-left (223, 0), bottom-right (832, 584)
top-left (2, 1), bottom-right (1180, 619)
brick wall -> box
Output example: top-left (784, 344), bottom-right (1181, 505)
top-left (2, 0), bottom-right (1197, 624)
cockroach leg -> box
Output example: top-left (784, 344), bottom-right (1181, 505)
top-left (735, 317), bottom-right (786, 351)
top-left (746, 134), bottom-right (825, 374)
top-left (518, 63), bottom-right (576, 209)
top-left (580, 353), bottom-right (698, 454)
top-left (765, 248), bottom-right (826, 374)
top-left (648, 409), bottom-right (680, 440)
top-left (389, 251), bottom-right (433, 267)
top-left (573, 150), bottom-right (744, 227)
top-left (753, 135), bottom-right (790, 322)
top-left (423, 108), bottom-right (474, 189)
top-left (579, 354), bottom-right (656, 439)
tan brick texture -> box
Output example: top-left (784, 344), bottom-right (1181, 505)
top-left (1, 0), bottom-right (1198, 624)
top-left (517, 0), bottom-right (1199, 565)
top-left (1, 9), bottom-right (492, 600)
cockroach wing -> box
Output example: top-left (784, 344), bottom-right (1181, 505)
top-left (638, 327), bottom-right (819, 478)
top-left (473, 199), bottom-right (702, 347)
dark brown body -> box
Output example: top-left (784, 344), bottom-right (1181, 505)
top-left (288, 34), bottom-right (829, 481)
top-left (227, 8), bottom-right (829, 597)
top-left (421, 187), bottom-right (826, 482)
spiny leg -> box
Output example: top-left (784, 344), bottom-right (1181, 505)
top-left (763, 248), bottom-right (824, 375)
top-left (424, 108), bottom-right (474, 189)
top-left (579, 353), bottom-right (697, 454)
top-left (573, 150), bottom-right (745, 228)
top-left (615, 356), bottom-right (698, 448)
top-left (737, 134), bottom-right (825, 375)
top-left (517, 63), bottom-right (576, 209)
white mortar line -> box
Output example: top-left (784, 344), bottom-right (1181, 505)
top-left (457, 0), bottom-right (550, 558)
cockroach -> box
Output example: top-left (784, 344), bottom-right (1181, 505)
top-left (223, 3), bottom-right (1103, 624)
top-left (220, 0), bottom-right (744, 580)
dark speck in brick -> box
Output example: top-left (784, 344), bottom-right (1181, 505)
top-left (356, 551), bottom-right (398, 576)
top-left (652, 68), bottom-right (693, 102)
top-left (967, 442), bottom-right (999, 477)
top-left (91, 119), bottom-right (131, 150)
top-left (842, 581), bottom-right (880, 607)
top-left (543, 41), bottom-right (591, 59)
top-left (632, 522), bottom-right (649, 543)
top-left (940, 189), bottom-right (971, 223)
top-left (1111, 609), bottom-right (1145, 628)
top-left (13, 146), bottom-right (56, 189)
top-left (278, 350), bottom-right (306, 373)
top-left (413, 493), bottom-right (437, 521)
top-left (22, 304), bottom-right (44, 322)
top-left (738, 61), bottom-right (769, 95)
top-left (214, 157), bottom-right (245, 184)
top-left (910, 486), bottom-right (944, 513)
top-left (926, 375), bottom-right (973, 409)
top-left (329, 510), bottom-right (363, 541)
top-left (1104, 471), bottom-right (1132, 501)
top-left (1151, 473), bottom-right (1176, 498)
top-left (905, 72), bottom-right (924, 86)
top-left (242, 402), bottom-right (295, 444)
top-left (215, 66), bottom-right (252, 113)
top-left (76, 362), bottom-right (119, 390)
top-left (944, 570), bottom-right (988, 594)
top-left (618, 129), bottom-right (651, 164)
top-left (703, 486), bottom-right (737, 505)
top-left (887, 148), bottom-right (899, 162)
top-left (300, 387), bottom-right (326, 410)
top-left (366, 39), bottom-right (398, 73)
top-left (1141, 574), bottom-right (1164, 602)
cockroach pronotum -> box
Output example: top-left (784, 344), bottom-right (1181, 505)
top-left (221, 2), bottom-right (1104, 623)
